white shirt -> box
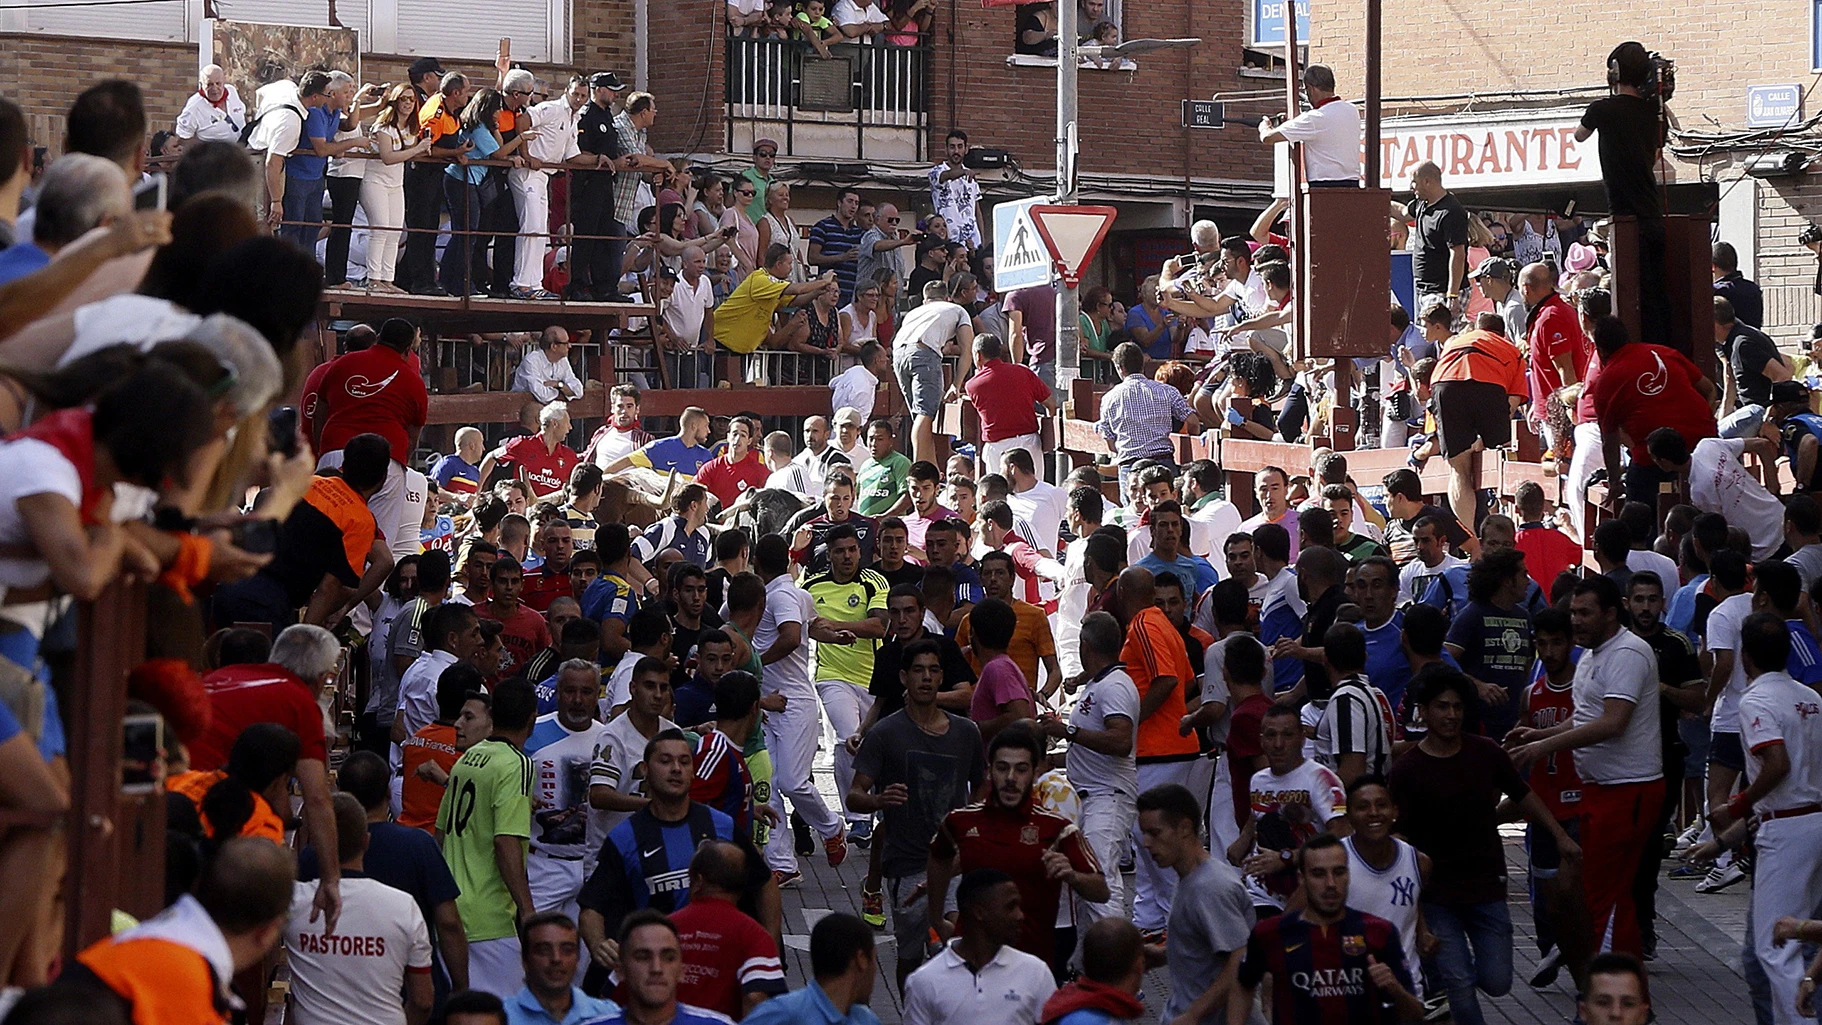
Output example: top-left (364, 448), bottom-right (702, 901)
top-left (1186, 496), bottom-right (1243, 559)
top-left (765, 462), bottom-right (819, 499)
top-left (589, 712), bottom-right (679, 842)
top-left (1740, 670), bottom-right (1822, 813)
top-left (61, 295), bottom-right (203, 367)
top-left (525, 98), bottom-right (584, 165)
top-left (1398, 553), bottom-right (1467, 609)
top-left (1243, 759), bottom-right (1346, 907)
top-left (832, 0), bottom-right (885, 23)
top-left (901, 940), bottom-right (1056, 1025)
top-left (755, 575), bottom-right (817, 699)
top-left (602, 657), bottom-right (639, 715)
top-left (527, 712), bottom-right (614, 859)
top-left (1342, 837), bottom-right (1424, 998)
top-left (1569, 627), bottom-right (1663, 785)
top-left (894, 300), bottom-right (972, 355)
top-left (665, 273), bottom-right (716, 348)
top-left (1274, 98), bottom-right (1363, 183)
top-left (1066, 664), bottom-right (1140, 797)
top-left (392, 649), bottom-right (459, 772)
top-left (830, 364), bottom-right (880, 422)
top-left (1625, 549), bottom-right (1680, 593)
top-left (591, 426), bottom-right (646, 468)
top-left (1007, 480), bottom-right (1066, 556)
top-left (176, 86), bottom-right (247, 141)
top-left (248, 79), bottom-right (306, 155)
top-left (512, 347), bottom-right (585, 403)
top-left (1688, 438), bottom-right (1785, 560)
top-left (1791, 543), bottom-right (1822, 592)
top-left (0, 437), bottom-right (80, 594)
top-left (284, 878), bottom-right (431, 1025)
top-left (1706, 592), bottom-right (1754, 733)
top-left (926, 163), bottom-right (983, 249)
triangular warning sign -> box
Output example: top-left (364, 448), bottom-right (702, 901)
top-left (1027, 205), bottom-right (1118, 287)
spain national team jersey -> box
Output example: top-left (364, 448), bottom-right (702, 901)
top-left (1237, 907), bottom-right (1414, 1025)
top-left (1523, 652), bottom-right (1585, 822)
top-left (928, 800), bottom-right (1101, 964)
top-left (803, 568), bottom-right (887, 686)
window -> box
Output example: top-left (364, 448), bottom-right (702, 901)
top-left (1, 0), bottom-right (194, 42)
top-left (1006, 0), bottom-right (1129, 70)
top-left (381, 0), bottom-right (568, 61)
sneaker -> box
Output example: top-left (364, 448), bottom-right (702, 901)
top-left (1672, 821), bottom-right (1704, 853)
top-left (772, 870), bottom-right (803, 889)
top-left (1696, 861), bottom-right (1747, 892)
top-left (849, 819), bottom-right (875, 848)
top-left (1140, 928), bottom-right (1166, 945)
top-left (1529, 946), bottom-right (1564, 988)
top-left (1667, 861), bottom-right (1711, 881)
top-left (793, 813), bottom-right (815, 857)
top-left (825, 831), bottom-right (848, 867)
top-left (1423, 993), bottom-right (1450, 1022)
top-left (861, 888), bottom-right (886, 928)
top-left (510, 286), bottom-right (560, 300)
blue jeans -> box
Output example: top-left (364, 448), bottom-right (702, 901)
top-left (1720, 402), bottom-right (1767, 440)
top-left (439, 176), bottom-right (482, 295)
top-left (1422, 899), bottom-right (1513, 1025)
top-left (281, 173), bottom-right (325, 254)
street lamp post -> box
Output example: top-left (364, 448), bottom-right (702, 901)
top-left (1051, 36), bottom-right (1203, 398)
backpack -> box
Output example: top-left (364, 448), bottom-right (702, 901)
top-left (239, 103), bottom-right (306, 150)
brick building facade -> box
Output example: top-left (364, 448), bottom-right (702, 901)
top-left (1308, 3), bottom-right (1822, 343)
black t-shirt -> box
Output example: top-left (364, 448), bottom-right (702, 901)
top-left (1300, 584), bottom-right (1347, 692)
top-left (1407, 193), bottom-right (1469, 292)
top-left (1639, 624), bottom-right (1701, 765)
top-left (907, 264), bottom-right (943, 301)
top-left (1387, 734), bottom-right (1530, 905)
top-left (868, 628), bottom-right (976, 718)
top-left (576, 101), bottom-right (622, 168)
top-left (878, 562), bottom-right (926, 590)
top-left (1580, 94), bottom-right (1664, 218)
top-left (1725, 322), bottom-right (1783, 407)
top-left (1385, 503), bottom-right (1471, 565)
top-left (669, 609), bottom-right (725, 694)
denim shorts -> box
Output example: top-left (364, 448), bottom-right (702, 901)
top-left (1709, 729), bottom-right (1745, 772)
top-left (894, 344), bottom-right (944, 416)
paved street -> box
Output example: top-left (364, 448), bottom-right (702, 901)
top-left (777, 762), bottom-right (1756, 1024)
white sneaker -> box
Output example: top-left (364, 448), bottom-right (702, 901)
top-left (1696, 860), bottom-right (1747, 893)
top-left (1672, 821), bottom-right (1704, 853)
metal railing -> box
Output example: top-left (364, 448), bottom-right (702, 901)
top-left (725, 35), bottom-right (931, 159)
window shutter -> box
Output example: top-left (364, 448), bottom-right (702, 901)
top-left (392, 0), bottom-right (564, 63)
top-left (4, 0), bottom-right (188, 42)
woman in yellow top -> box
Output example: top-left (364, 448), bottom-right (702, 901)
top-left (713, 243), bottom-right (841, 355)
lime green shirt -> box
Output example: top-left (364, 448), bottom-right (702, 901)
top-left (856, 450), bottom-right (911, 516)
top-left (803, 568), bottom-right (887, 686)
top-left (746, 746), bottom-right (775, 849)
top-left (437, 738), bottom-right (533, 941)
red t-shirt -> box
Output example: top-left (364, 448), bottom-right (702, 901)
top-left (670, 896), bottom-right (787, 1018)
top-left (519, 566), bottom-right (576, 613)
top-left (1575, 350), bottom-right (1604, 423)
top-left (1524, 668), bottom-right (1584, 821)
top-left (190, 663), bottom-right (329, 771)
top-left (475, 601), bottom-right (552, 679)
top-left (1226, 692), bottom-right (1273, 831)
top-left (929, 801), bottom-right (1100, 964)
top-left (300, 358), bottom-right (332, 446)
top-left (964, 359), bottom-right (1053, 442)
top-left (1587, 342), bottom-right (1717, 461)
top-left (1524, 293), bottom-right (1591, 414)
top-left (1515, 524), bottom-right (1582, 592)
top-left (316, 346), bottom-right (429, 465)
top-left (694, 450), bottom-right (770, 508)
top-left (501, 434), bottom-right (578, 498)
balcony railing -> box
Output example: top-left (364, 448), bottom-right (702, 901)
top-left (725, 35), bottom-right (931, 160)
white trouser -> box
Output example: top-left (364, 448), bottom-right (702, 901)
top-left (981, 433), bottom-right (1043, 479)
top-left (359, 178), bottom-right (405, 284)
top-left (1565, 421), bottom-right (1604, 542)
top-left (817, 679), bottom-right (873, 823)
top-left (318, 451), bottom-right (419, 559)
top-left (1206, 755), bottom-right (1240, 859)
top-left (510, 167), bottom-right (552, 290)
top-left (1754, 813), bottom-right (1822, 1023)
top-left (1130, 760), bottom-right (1193, 930)
top-left (1185, 755), bottom-right (1216, 824)
top-left (467, 935), bottom-right (524, 997)
top-left (527, 849), bottom-right (584, 915)
top-left (763, 696), bottom-right (842, 872)
top-left (1075, 789), bottom-right (1136, 925)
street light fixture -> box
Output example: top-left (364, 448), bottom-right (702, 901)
top-left (1077, 37), bottom-right (1203, 61)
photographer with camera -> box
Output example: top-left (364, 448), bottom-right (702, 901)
top-left (1576, 41), bottom-right (1671, 345)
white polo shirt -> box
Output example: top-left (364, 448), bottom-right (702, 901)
top-left (1274, 97), bottom-right (1363, 183)
top-left (1705, 592), bottom-right (1754, 734)
top-left (284, 877), bottom-right (431, 1025)
top-left (1569, 627), bottom-right (1663, 785)
top-left (901, 940), bottom-right (1056, 1025)
top-left (755, 574), bottom-right (818, 701)
top-left (1741, 670), bottom-right (1822, 814)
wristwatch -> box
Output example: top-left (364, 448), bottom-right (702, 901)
top-left (1065, 723), bottom-right (1079, 740)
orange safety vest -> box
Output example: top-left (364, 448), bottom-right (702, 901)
top-left (166, 770), bottom-right (286, 843)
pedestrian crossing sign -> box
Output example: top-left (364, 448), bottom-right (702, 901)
top-left (993, 196), bottom-right (1053, 293)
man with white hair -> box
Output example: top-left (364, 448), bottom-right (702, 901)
top-left (667, 244), bottom-right (717, 388)
top-left (176, 64), bottom-right (248, 143)
top-left (192, 623), bottom-right (346, 925)
top-left (484, 400), bottom-right (580, 502)
top-left (513, 73), bottom-right (592, 299)
top-left (512, 327), bottom-right (585, 403)
top-left (854, 201), bottom-right (917, 289)
top-left (0, 153), bottom-right (128, 286)
top-left (1189, 218), bottom-right (1221, 257)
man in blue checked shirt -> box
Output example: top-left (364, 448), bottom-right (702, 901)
top-left (1094, 343), bottom-right (1200, 488)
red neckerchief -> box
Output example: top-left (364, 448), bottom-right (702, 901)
top-left (1041, 979), bottom-right (1146, 1025)
top-left (200, 88), bottom-right (229, 111)
top-left (17, 408), bottom-right (104, 525)
top-left (1313, 95), bottom-right (1343, 108)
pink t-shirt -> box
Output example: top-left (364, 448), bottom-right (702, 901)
top-left (970, 652), bottom-right (1033, 726)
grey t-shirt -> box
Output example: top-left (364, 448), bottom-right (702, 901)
top-left (853, 709), bottom-right (985, 876)
top-left (1163, 856), bottom-right (1259, 1025)
top-left (377, 597), bottom-right (433, 723)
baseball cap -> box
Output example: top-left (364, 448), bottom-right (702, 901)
top-left (833, 407), bottom-right (864, 426)
top-left (589, 72), bottom-right (625, 90)
top-left (1773, 380), bottom-right (1811, 405)
top-left (408, 57), bottom-right (445, 81)
top-left (1467, 257), bottom-right (1511, 282)
top-left (753, 138), bottom-right (780, 154)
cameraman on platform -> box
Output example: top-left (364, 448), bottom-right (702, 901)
top-left (1576, 41), bottom-right (1671, 346)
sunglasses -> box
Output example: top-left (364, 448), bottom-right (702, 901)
top-left (884, 217), bottom-right (900, 224)
top-left (507, 89), bottom-right (532, 97)
top-left (755, 149), bottom-right (777, 157)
